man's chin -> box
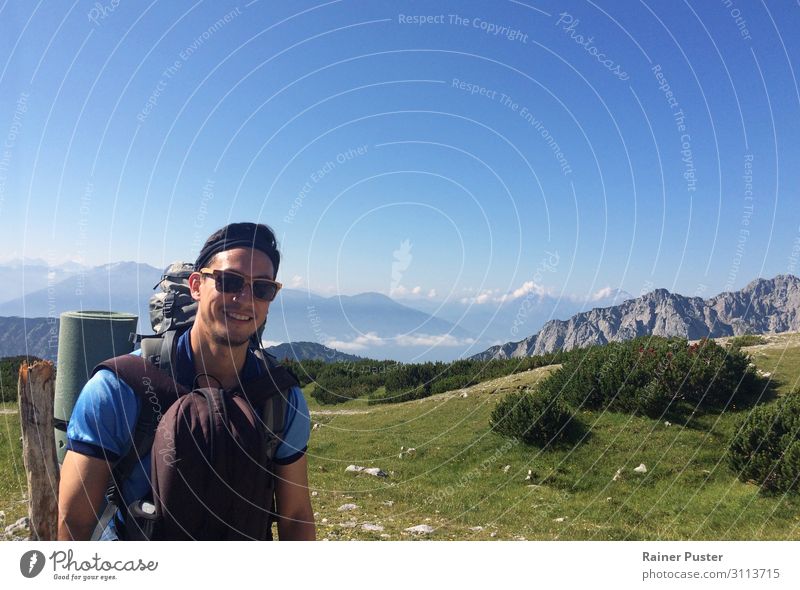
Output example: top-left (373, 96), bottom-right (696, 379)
top-left (211, 329), bottom-right (254, 348)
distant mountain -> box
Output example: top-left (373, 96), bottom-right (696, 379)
top-left (0, 262), bottom-right (162, 333)
top-left (0, 260), bottom-right (647, 362)
top-left (471, 275), bottom-right (800, 360)
top-left (263, 341), bottom-right (364, 363)
top-left (0, 317), bottom-right (59, 362)
top-left (0, 261), bottom-right (86, 306)
top-left (267, 289), bottom-right (475, 361)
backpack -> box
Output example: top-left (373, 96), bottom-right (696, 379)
top-left (90, 262), bottom-right (298, 541)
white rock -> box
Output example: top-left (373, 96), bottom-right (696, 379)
top-left (460, 392), bottom-right (468, 398)
top-left (606, 497), bottom-right (612, 502)
top-left (405, 524), bottom-right (435, 534)
top-left (612, 468), bottom-right (623, 481)
top-left (311, 491), bottom-right (318, 497)
top-left (633, 463), bottom-right (648, 474)
top-left (362, 523), bottom-right (384, 532)
top-left (664, 421), bottom-right (671, 427)
top-left (502, 465), bottom-right (511, 473)
top-left (380, 534), bottom-right (391, 539)
top-left (382, 500), bottom-right (394, 507)
top-left (524, 469), bottom-right (532, 481)
top-left (4, 516), bottom-right (29, 537)
top-left (490, 532), bottom-right (497, 537)
top-left (346, 464), bottom-right (388, 477)
top-left (554, 517), bottom-right (567, 523)
top-left (469, 526), bottom-right (484, 531)
top-left (312, 423), bottom-right (320, 430)
top-left (338, 503), bottom-right (358, 512)
top-left (321, 518), bottom-right (328, 524)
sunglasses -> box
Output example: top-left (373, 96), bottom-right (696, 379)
top-left (199, 268), bottom-right (282, 302)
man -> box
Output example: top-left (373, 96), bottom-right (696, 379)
top-left (58, 222), bottom-right (315, 540)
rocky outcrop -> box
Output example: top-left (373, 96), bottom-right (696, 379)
top-left (472, 275), bottom-right (800, 360)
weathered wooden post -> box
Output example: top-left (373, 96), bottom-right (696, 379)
top-left (18, 360), bottom-right (59, 540)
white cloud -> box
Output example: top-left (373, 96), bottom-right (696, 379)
top-left (461, 282), bottom-right (551, 305)
top-left (394, 333), bottom-right (475, 347)
top-left (390, 285), bottom-right (409, 296)
top-left (580, 286), bottom-right (633, 302)
top-left (390, 284), bottom-right (432, 298)
top-left (324, 331), bottom-right (474, 351)
top-left (289, 275), bottom-right (304, 288)
top-left (325, 332), bottom-right (385, 352)
top-left (589, 286), bottom-right (614, 300)
top-left (499, 281), bottom-right (548, 302)
top-left (475, 290), bottom-right (494, 304)
top-left (427, 289), bottom-right (437, 298)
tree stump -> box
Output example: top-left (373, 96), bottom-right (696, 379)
top-left (18, 360), bottom-right (59, 540)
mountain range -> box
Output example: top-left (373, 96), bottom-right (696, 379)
top-left (0, 260), bottom-right (627, 361)
top-left (470, 275), bottom-right (800, 360)
top-left (1, 260), bottom-right (795, 364)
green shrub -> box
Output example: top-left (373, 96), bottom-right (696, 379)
top-left (537, 336), bottom-right (762, 417)
top-left (727, 333), bottom-right (767, 348)
top-left (1, 356), bottom-right (44, 403)
top-left (489, 388), bottom-right (584, 447)
top-left (310, 369), bottom-right (378, 405)
top-left (728, 393), bottom-right (800, 494)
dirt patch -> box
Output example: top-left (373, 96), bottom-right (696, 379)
top-left (416, 364), bottom-right (561, 403)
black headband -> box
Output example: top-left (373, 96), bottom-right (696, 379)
top-left (195, 224), bottom-right (280, 277)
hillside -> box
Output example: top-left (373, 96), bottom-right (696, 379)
top-left (303, 332), bottom-right (800, 540)
top-left (264, 341), bottom-right (364, 363)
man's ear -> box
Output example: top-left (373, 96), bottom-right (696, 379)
top-left (188, 272), bottom-right (203, 302)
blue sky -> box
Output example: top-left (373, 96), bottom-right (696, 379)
top-left (1, 0), bottom-right (798, 303)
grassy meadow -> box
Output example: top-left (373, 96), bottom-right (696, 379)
top-left (1, 333), bottom-right (798, 540)
top-left (305, 333), bottom-right (800, 540)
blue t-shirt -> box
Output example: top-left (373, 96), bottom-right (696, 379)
top-left (66, 329), bottom-right (310, 539)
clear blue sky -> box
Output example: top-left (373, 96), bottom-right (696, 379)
top-left (1, 0), bottom-right (798, 301)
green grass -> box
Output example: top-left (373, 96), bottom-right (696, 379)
top-left (305, 344), bottom-right (800, 540)
top-left (739, 334), bottom-right (800, 395)
top-left (2, 333), bottom-right (800, 540)
top-left (0, 402), bottom-right (28, 529)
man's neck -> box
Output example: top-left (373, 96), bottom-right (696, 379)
top-left (189, 326), bottom-right (248, 389)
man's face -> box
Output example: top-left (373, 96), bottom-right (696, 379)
top-left (190, 247), bottom-right (275, 348)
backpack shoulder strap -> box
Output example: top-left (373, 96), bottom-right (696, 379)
top-left (139, 329), bottom-right (180, 379)
top-left (243, 353), bottom-right (300, 460)
top-left (89, 354), bottom-right (189, 540)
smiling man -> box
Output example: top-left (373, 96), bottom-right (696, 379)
top-left (58, 222), bottom-right (315, 541)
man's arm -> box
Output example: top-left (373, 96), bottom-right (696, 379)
top-left (273, 455), bottom-right (316, 540)
top-left (57, 451), bottom-right (110, 540)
